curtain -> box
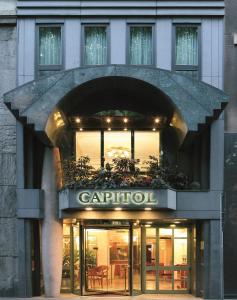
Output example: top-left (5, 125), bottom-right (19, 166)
top-left (39, 27), bottom-right (61, 65)
top-left (176, 27), bottom-right (198, 65)
top-left (84, 27), bottom-right (107, 65)
top-left (130, 27), bottom-right (152, 65)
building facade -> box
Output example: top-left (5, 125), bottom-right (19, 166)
top-left (224, 0), bottom-right (237, 298)
top-left (0, 0), bottom-right (230, 298)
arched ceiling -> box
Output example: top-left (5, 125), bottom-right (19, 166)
top-left (4, 65), bottom-right (228, 146)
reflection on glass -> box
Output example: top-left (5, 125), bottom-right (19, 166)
top-left (159, 270), bottom-right (173, 290)
top-left (76, 131), bottom-right (101, 169)
top-left (174, 239), bottom-right (187, 265)
top-left (174, 270), bottom-right (188, 290)
top-left (133, 228), bottom-right (141, 291)
top-left (84, 26), bottom-right (107, 65)
top-left (146, 228), bottom-right (156, 266)
top-left (85, 228), bottom-right (129, 294)
top-left (62, 223), bottom-right (71, 291)
top-left (73, 224), bottom-right (80, 291)
top-left (134, 131), bottom-right (160, 168)
top-left (104, 131), bottom-right (131, 163)
top-left (39, 27), bottom-right (61, 65)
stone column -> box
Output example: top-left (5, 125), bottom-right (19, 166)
top-left (41, 147), bottom-right (63, 297)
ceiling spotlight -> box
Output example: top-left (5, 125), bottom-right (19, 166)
top-left (85, 207), bottom-right (93, 211)
top-left (75, 118), bottom-right (81, 123)
top-left (170, 224), bottom-right (176, 228)
top-left (174, 221), bottom-right (181, 224)
top-left (152, 128), bottom-right (156, 131)
top-left (108, 128), bottom-right (111, 131)
top-left (144, 207), bottom-right (152, 211)
top-left (106, 118), bottom-right (111, 123)
top-left (145, 224), bottom-right (151, 228)
top-left (115, 207), bottom-right (122, 211)
top-left (123, 118), bottom-right (128, 123)
top-left (124, 128), bottom-right (128, 131)
top-left (155, 118), bottom-right (160, 123)
top-left (79, 128), bottom-right (83, 131)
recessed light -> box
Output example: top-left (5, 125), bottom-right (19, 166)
top-left (123, 118), bottom-right (128, 123)
top-left (174, 221), bottom-right (181, 224)
top-left (124, 128), bottom-right (128, 131)
top-left (85, 207), bottom-right (93, 211)
top-left (79, 128), bottom-right (83, 131)
top-left (146, 221), bottom-right (153, 224)
top-left (144, 207), bottom-right (152, 211)
top-left (145, 224), bottom-right (151, 228)
top-left (115, 207), bottom-right (122, 211)
top-left (152, 128), bottom-right (156, 131)
top-left (170, 123), bottom-right (173, 127)
top-left (75, 118), bottom-right (81, 123)
top-left (106, 118), bottom-right (111, 123)
top-left (170, 224), bottom-right (176, 228)
top-left (155, 118), bottom-right (160, 124)
top-left (108, 128), bottom-right (111, 131)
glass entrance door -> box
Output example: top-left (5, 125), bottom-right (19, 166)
top-left (84, 227), bottom-right (130, 295)
top-left (145, 226), bottom-right (190, 293)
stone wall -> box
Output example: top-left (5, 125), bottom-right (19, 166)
top-left (0, 23), bottom-right (17, 296)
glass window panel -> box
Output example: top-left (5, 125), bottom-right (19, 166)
top-left (159, 270), bottom-right (173, 290)
top-left (73, 224), bottom-right (80, 291)
top-left (76, 131), bottom-right (101, 169)
top-left (146, 270), bottom-right (156, 290)
top-left (39, 27), bottom-right (61, 65)
top-left (174, 228), bottom-right (187, 238)
top-left (176, 26), bottom-right (198, 66)
top-left (84, 26), bottom-right (107, 65)
top-left (146, 228), bottom-right (156, 266)
top-left (174, 270), bottom-right (188, 290)
top-left (104, 131), bottom-right (131, 164)
top-left (62, 223), bottom-right (71, 291)
top-left (159, 228), bottom-right (172, 237)
top-left (133, 227), bottom-right (141, 291)
top-left (174, 239), bottom-right (187, 265)
top-left (134, 131), bottom-right (160, 168)
top-left (159, 238), bottom-right (172, 267)
top-left (130, 26), bottom-right (153, 65)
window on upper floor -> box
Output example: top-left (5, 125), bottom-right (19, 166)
top-left (83, 25), bottom-right (108, 65)
top-left (174, 25), bottom-right (199, 79)
top-left (37, 25), bottom-right (63, 78)
top-left (128, 25), bottom-right (154, 65)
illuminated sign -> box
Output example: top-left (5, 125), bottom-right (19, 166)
top-left (77, 190), bottom-right (157, 205)
top-left (59, 189), bottom-right (177, 211)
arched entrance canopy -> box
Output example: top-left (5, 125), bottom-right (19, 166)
top-left (4, 65), bottom-right (228, 145)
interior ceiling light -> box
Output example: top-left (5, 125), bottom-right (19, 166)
top-left (155, 118), bottom-right (160, 123)
top-left (79, 128), bottom-right (83, 131)
top-left (106, 117), bottom-right (111, 123)
top-left (124, 127), bottom-right (128, 131)
top-left (115, 207), bottom-right (122, 211)
top-left (170, 224), bottom-right (176, 228)
top-left (108, 128), bottom-right (111, 131)
top-left (75, 118), bottom-right (81, 123)
top-left (85, 207), bottom-right (93, 211)
top-left (144, 207), bottom-right (152, 211)
top-left (170, 123), bottom-right (173, 127)
top-left (123, 118), bottom-right (128, 123)
top-left (152, 128), bottom-right (156, 131)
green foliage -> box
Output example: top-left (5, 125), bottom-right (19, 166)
top-left (62, 155), bottom-right (189, 190)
